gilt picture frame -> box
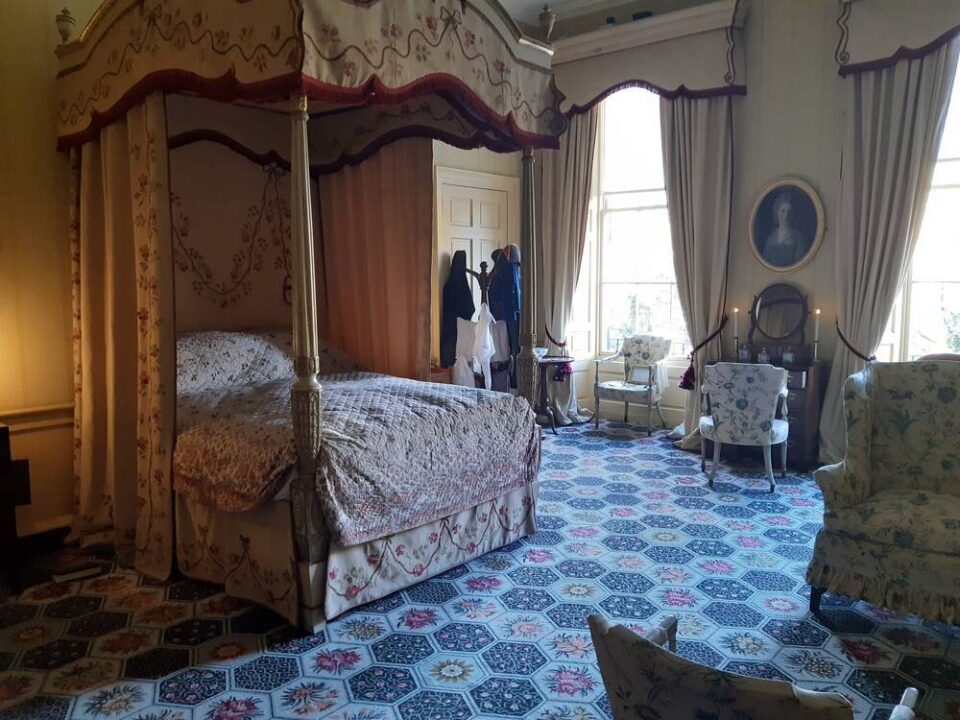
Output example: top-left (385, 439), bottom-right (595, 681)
top-left (749, 176), bottom-right (825, 273)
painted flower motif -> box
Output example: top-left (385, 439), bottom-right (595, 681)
top-left (763, 516), bottom-right (792, 526)
top-left (560, 583), bottom-right (595, 599)
top-left (206, 696), bottom-right (263, 720)
top-left (341, 619), bottom-right (385, 641)
top-left (784, 650), bottom-right (843, 678)
top-left (677, 614), bottom-right (710, 637)
top-left (660, 589), bottom-right (699, 608)
top-left (726, 520), bottom-right (755, 532)
top-left (654, 567), bottom-right (692, 583)
top-left (569, 527), bottom-right (599, 538)
top-left (651, 531), bottom-right (679, 543)
top-left (465, 576), bottom-right (502, 592)
top-left (719, 633), bottom-right (767, 656)
top-left (479, 555), bottom-right (513, 571)
top-left (763, 597), bottom-right (800, 613)
top-left (139, 604), bottom-right (188, 626)
top-left (880, 627), bottom-right (941, 652)
top-left (449, 598), bottom-right (498, 620)
top-left (699, 559), bottom-right (735, 575)
top-left (11, 625), bottom-right (51, 645)
top-left (736, 536), bottom-right (766, 549)
top-left (210, 642), bottom-right (249, 662)
top-left (615, 555), bottom-right (646, 570)
top-left (525, 549), bottom-right (554, 564)
top-left (840, 639), bottom-right (892, 665)
top-left (100, 631), bottom-right (152, 656)
top-left (866, 606), bottom-right (908, 622)
top-left (501, 616), bottom-right (546, 638)
top-left (0, 675), bottom-right (33, 703)
top-left (548, 633), bottom-right (592, 659)
top-left (84, 684), bottom-right (145, 717)
top-left (400, 608), bottom-right (439, 630)
top-left (280, 682), bottom-right (338, 716)
top-left (88, 575), bottom-right (133, 594)
top-left (609, 507), bottom-right (636, 518)
top-left (429, 659), bottom-right (473, 684)
top-left (644, 491), bottom-right (671, 501)
top-left (202, 596), bottom-right (248, 616)
top-left (546, 666), bottom-right (595, 697)
top-left (112, 591), bottom-right (160, 611)
top-left (25, 582), bottom-right (71, 601)
top-left (566, 543), bottom-right (604, 558)
top-left (311, 647), bottom-right (362, 675)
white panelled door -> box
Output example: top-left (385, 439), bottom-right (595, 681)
top-left (435, 167), bottom-right (520, 314)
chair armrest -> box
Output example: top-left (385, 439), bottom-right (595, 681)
top-left (837, 370), bottom-right (874, 495)
top-left (813, 460), bottom-right (871, 511)
top-left (594, 352), bottom-right (622, 366)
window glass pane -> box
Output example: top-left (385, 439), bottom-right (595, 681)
top-left (601, 89), bottom-right (664, 193)
top-left (911, 188), bottom-right (960, 282)
top-left (604, 190), bottom-right (668, 210)
top-left (906, 282), bottom-right (960, 358)
top-left (937, 70), bottom-right (960, 160)
top-left (602, 208), bottom-right (674, 283)
top-left (600, 283), bottom-right (688, 354)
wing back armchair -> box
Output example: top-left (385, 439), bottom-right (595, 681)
top-left (699, 363), bottom-right (789, 491)
top-left (594, 334), bottom-right (671, 435)
top-left (807, 361), bottom-right (960, 623)
top-left (588, 614), bottom-right (861, 719)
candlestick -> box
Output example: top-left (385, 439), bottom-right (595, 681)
top-left (733, 307), bottom-right (739, 339)
top-left (814, 308), bottom-right (821, 343)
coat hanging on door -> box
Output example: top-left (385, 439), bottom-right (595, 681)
top-left (440, 250), bottom-right (476, 367)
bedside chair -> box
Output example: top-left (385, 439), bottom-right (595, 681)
top-left (594, 334), bottom-right (671, 435)
top-left (588, 614), bottom-right (880, 719)
top-left (807, 361), bottom-right (960, 624)
top-left (699, 363), bottom-right (789, 491)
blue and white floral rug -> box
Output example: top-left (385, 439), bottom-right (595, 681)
top-left (0, 423), bottom-right (957, 720)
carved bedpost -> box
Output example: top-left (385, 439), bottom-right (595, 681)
top-left (516, 147), bottom-right (539, 407)
top-left (289, 95), bottom-right (324, 567)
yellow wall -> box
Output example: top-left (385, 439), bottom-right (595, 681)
top-left (0, 0), bottom-right (100, 536)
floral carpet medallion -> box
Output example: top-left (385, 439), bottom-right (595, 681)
top-left (1, 424), bottom-right (959, 719)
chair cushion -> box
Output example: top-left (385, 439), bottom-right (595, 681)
top-left (824, 489), bottom-right (960, 555)
top-left (597, 380), bottom-right (654, 402)
top-left (699, 416), bottom-right (788, 445)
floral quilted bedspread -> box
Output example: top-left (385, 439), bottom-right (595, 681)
top-left (174, 373), bottom-right (541, 546)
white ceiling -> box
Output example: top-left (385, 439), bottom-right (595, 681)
top-left (499, 0), bottom-right (617, 25)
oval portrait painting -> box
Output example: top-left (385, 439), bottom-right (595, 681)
top-left (749, 177), bottom-right (824, 272)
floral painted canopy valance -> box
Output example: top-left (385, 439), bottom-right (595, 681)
top-left (55, 0), bottom-right (563, 152)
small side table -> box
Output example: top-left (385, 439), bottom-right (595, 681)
top-left (536, 355), bottom-right (574, 435)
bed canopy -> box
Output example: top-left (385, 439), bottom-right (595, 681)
top-left (56, 0), bottom-right (561, 627)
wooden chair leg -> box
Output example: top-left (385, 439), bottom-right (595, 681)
top-left (647, 399), bottom-right (653, 437)
top-left (594, 395), bottom-right (600, 429)
top-left (623, 401), bottom-right (629, 424)
top-left (656, 401), bottom-right (667, 428)
top-left (710, 440), bottom-right (721, 487)
top-left (700, 438), bottom-right (707, 473)
top-left (809, 586), bottom-right (825, 615)
top-left (763, 444), bottom-right (775, 492)
top-left (780, 441), bottom-right (787, 478)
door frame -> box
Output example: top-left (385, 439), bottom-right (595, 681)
top-left (432, 166), bottom-right (521, 365)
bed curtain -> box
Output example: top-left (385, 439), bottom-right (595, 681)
top-left (318, 138), bottom-right (434, 381)
top-left (70, 92), bottom-right (175, 580)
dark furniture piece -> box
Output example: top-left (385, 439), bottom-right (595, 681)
top-left (0, 424), bottom-right (30, 591)
top-left (536, 355), bottom-right (574, 434)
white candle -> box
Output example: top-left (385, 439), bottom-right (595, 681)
top-left (733, 307), bottom-right (739, 338)
top-left (814, 308), bottom-right (821, 343)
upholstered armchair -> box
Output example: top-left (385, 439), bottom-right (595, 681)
top-left (588, 614), bottom-right (883, 720)
top-left (594, 334), bottom-right (671, 435)
top-left (699, 363), bottom-right (789, 491)
top-left (807, 361), bottom-right (960, 624)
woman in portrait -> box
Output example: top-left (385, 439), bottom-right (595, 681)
top-left (761, 192), bottom-right (809, 267)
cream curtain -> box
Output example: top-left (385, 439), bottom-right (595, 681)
top-left (537, 109), bottom-right (599, 425)
top-left (71, 93), bottom-right (175, 578)
top-left (819, 39), bottom-right (960, 463)
top-left (660, 95), bottom-right (734, 449)
top-left (318, 139), bottom-right (433, 380)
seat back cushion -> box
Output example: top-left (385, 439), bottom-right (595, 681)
top-left (702, 363), bottom-right (786, 445)
top-left (867, 361), bottom-right (960, 494)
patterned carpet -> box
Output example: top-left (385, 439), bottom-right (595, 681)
top-left (0, 423), bottom-right (958, 720)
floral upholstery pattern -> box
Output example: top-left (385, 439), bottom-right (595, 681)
top-left (699, 363), bottom-right (789, 445)
top-left (596, 334), bottom-right (671, 404)
top-left (807, 361), bottom-right (960, 624)
top-left (588, 615), bottom-right (853, 720)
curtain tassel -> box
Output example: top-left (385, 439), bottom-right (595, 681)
top-left (679, 315), bottom-right (729, 391)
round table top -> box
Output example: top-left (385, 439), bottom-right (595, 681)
top-left (538, 355), bottom-right (574, 365)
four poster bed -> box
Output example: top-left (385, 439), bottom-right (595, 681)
top-left (57, 0), bottom-right (561, 630)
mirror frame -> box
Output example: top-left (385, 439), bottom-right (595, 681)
top-left (748, 282), bottom-right (808, 344)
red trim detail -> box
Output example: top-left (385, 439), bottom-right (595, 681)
top-left (168, 125), bottom-right (519, 176)
top-left (57, 70), bottom-right (561, 151)
top-left (838, 23), bottom-right (960, 76)
top-left (563, 80), bottom-right (746, 117)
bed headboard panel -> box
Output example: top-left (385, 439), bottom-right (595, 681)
top-left (167, 95), bottom-right (324, 334)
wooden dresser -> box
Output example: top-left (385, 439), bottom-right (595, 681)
top-left (782, 362), bottom-right (828, 470)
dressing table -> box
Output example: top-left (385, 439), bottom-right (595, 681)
top-left (728, 283), bottom-right (828, 470)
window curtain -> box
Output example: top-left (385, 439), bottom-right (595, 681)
top-left (537, 108), bottom-right (599, 425)
top-left (659, 95), bottom-right (734, 449)
top-left (819, 38), bottom-right (960, 463)
top-left (71, 93), bottom-right (175, 579)
top-left (318, 138), bottom-right (433, 381)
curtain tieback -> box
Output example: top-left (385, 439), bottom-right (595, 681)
top-left (545, 325), bottom-right (573, 382)
top-left (835, 318), bottom-right (876, 362)
top-left (679, 316), bottom-right (729, 391)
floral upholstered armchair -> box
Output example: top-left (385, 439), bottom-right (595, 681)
top-left (587, 614), bottom-right (874, 719)
top-left (807, 361), bottom-right (960, 624)
top-left (699, 363), bottom-right (789, 491)
top-left (594, 334), bottom-right (671, 435)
